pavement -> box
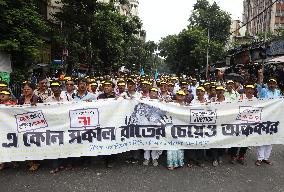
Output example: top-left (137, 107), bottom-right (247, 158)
top-left (1, 146), bottom-right (284, 192)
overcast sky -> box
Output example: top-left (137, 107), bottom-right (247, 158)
top-left (138, 0), bottom-right (244, 42)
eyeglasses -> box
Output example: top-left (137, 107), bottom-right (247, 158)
top-left (66, 84), bottom-right (74, 86)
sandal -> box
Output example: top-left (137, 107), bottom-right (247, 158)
top-left (255, 160), bottom-right (262, 166)
top-left (167, 167), bottom-right (175, 170)
top-left (50, 168), bottom-right (60, 174)
top-left (187, 161), bottom-right (193, 168)
top-left (263, 160), bottom-right (273, 165)
top-left (29, 163), bottom-right (40, 171)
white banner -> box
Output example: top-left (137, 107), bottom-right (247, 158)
top-left (0, 98), bottom-right (283, 162)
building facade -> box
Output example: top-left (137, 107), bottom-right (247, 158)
top-left (243, 0), bottom-right (284, 36)
top-left (47, 0), bottom-right (139, 20)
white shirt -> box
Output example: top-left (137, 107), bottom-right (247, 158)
top-left (120, 91), bottom-right (142, 99)
top-left (191, 97), bottom-right (207, 105)
top-left (45, 92), bottom-right (73, 103)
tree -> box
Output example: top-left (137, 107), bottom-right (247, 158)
top-left (189, 0), bottom-right (231, 45)
top-left (0, 0), bottom-right (49, 69)
top-left (123, 39), bottom-right (158, 73)
top-left (53, 0), bottom-right (143, 74)
top-left (158, 0), bottom-right (231, 75)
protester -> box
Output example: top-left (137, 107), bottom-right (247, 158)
top-left (73, 78), bottom-right (97, 101)
top-left (187, 86), bottom-right (207, 167)
top-left (140, 81), bottom-right (151, 98)
top-left (143, 88), bottom-right (162, 167)
top-left (119, 79), bottom-right (140, 100)
top-left (0, 81), bottom-right (9, 92)
top-left (18, 83), bottom-right (43, 106)
top-left (89, 82), bottom-right (98, 94)
top-left (208, 86), bottom-right (226, 166)
top-left (119, 78), bottom-right (142, 163)
top-left (224, 80), bottom-right (240, 102)
top-left (46, 81), bottom-right (72, 173)
top-left (159, 81), bottom-right (172, 102)
top-left (229, 84), bottom-right (256, 165)
top-left (189, 77), bottom-right (198, 97)
top-left (179, 81), bottom-right (194, 104)
top-left (17, 82), bottom-right (43, 171)
top-left (34, 77), bottom-right (52, 102)
top-left (0, 90), bottom-right (16, 105)
top-left (255, 78), bottom-right (281, 166)
top-left (167, 90), bottom-right (185, 170)
top-left (0, 90), bottom-right (17, 170)
top-left (116, 80), bottom-right (126, 95)
top-left (208, 85), bottom-right (217, 101)
top-left (97, 80), bottom-right (117, 168)
top-left (46, 81), bottom-right (73, 103)
top-left (167, 82), bottom-right (175, 97)
top-left (63, 79), bottom-right (76, 98)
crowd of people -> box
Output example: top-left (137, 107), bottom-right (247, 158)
top-left (0, 68), bottom-right (282, 173)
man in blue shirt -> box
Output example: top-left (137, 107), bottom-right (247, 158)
top-left (73, 78), bottom-right (97, 101)
top-left (72, 78), bottom-right (96, 167)
top-left (259, 78), bottom-right (281, 99)
top-left (256, 78), bottom-right (281, 166)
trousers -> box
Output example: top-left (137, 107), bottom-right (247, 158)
top-left (144, 150), bottom-right (161, 160)
top-left (229, 147), bottom-right (248, 158)
top-left (256, 145), bottom-right (272, 160)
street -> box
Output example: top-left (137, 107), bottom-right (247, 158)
top-left (1, 145), bottom-right (284, 192)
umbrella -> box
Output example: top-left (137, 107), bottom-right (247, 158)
top-left (225, 73), bottom-right (245, 83)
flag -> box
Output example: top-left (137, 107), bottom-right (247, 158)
top-left (154, 69), bottom-right (158, 80)
top-left (140, 68), bottom-right (145, 76)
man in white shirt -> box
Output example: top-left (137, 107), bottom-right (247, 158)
top-left (46, 81), bottom-right (73, 103)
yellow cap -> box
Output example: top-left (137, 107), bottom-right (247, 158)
top-left (90, 82), bottom-right (98, 86)
top-left (181, 81), bottom-right (189, 85)
top-left (176, 90), bottom-right (186, 96)
top-left (245, 85), bottom-right (255, 89)
top-left (64, 76), bottom-right (72, 81)
top-left (269, 79), bottom-right (277, 83)
top-left (50, 82), bottom-right (60, 86)
top-left (142, 81), bottom-right (151, 85)
top-left (203, 82), bottom-right (210, 86)
top-left (216, 86), bottom-right (225, 91)
top-left (150, 88), bottom-right (158, 92)
top-left (117, 82), bottom-right (126, 86)
top-left (226, 80), bottom-right (234, 84)
top-left (0, 91), bottom-right (11, 95)
top-left (197, 86), bottom-right (206, 92)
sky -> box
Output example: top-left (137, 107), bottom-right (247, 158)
top-left (138, 0), bottom-right (244, 42)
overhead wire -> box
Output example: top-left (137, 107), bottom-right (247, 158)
top-left (231, 0), bottom-right (280, 35)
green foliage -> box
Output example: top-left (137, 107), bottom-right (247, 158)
top-left (189, 0), bottom-right (231, 45)
top-left (10, 68), bottom-right (28, 84)
top-left (123, 38), bottom-right (158, 73)
top-left (158, 0), bottom-right (231, 75)
top-left (0, 0), bottom-right (49, 69)
top-left (53, 0), bottom-right (144, 74)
